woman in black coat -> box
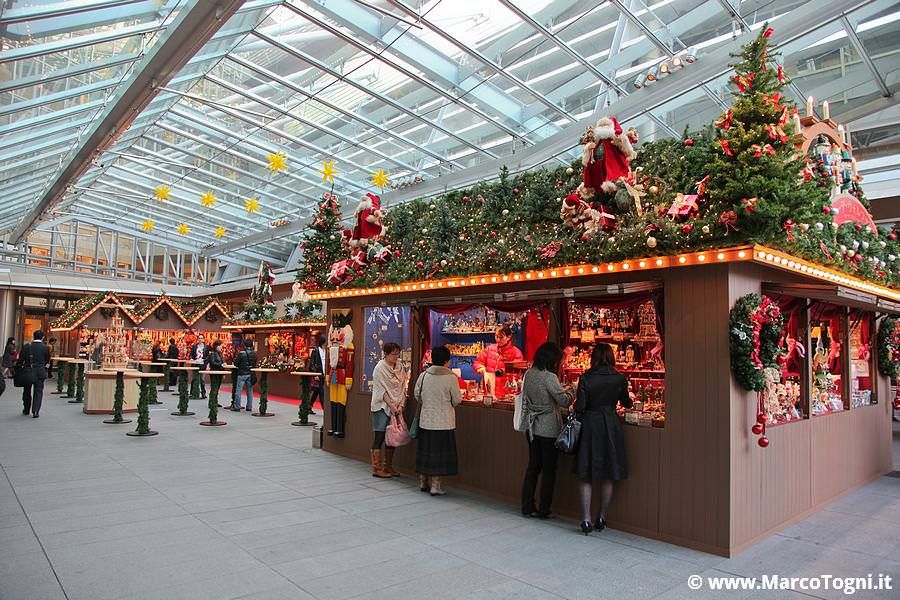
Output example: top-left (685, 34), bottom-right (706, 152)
top-left (573, 343), bottom-right (632, 534)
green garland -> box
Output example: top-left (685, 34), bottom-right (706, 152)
top-left (177, 371), bottom-right (189, 414)
top-left (297, 375), bottom-right (312, 424)
top-left (65, 362), bottom-right (75, 398)
top-left (136, 379), bottom-right (150, 434)
top-left (75, 363), bottom-right (85, 403)
top-left (56, 363), bottom-right (64, 393)
top-left (877, 317), bottom-right (899, 379)
top-left (112, 372), bottom-right (125, 422)
top-left (208, 374), bottom-right (221, 423)
top-left (189, 371), bottom-right (200, 399)
top-left (729, 294), bottom-right (784, 392)
top-left (162, 361), bottom-right (171, 391)
top-left (258, 372), bottom-right (268, 415)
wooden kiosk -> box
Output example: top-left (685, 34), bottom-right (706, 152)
top-left (311, 246), bottom-right (896, 557)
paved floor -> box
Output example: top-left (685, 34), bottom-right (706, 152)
top-left (1, 383), bottom-right (898, 600)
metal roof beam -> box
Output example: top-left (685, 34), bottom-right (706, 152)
top-left (0, 79), bottom-right (118, 118)
top-left (0, 0), bottom-right (148, 25)
top-left (840, 15), bottom-right (891, 97)
top-left (0, 52), bottom-right (142, 94)
top-left (0, 100), bottom-right (105, 137)
top-left (11, 0), bottom-right (249, 244)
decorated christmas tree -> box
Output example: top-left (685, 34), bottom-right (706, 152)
top-left (238, 262), bottom-right (277, 323)
top-left (703, 24), bottom-right (822, 241)
top-left (298, 194), bottom-right (346, 290)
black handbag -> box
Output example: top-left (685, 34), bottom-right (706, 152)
top-left (13, 347), bottom-right (34, 388)
top-left (555, 412), bottom-right (582, 454)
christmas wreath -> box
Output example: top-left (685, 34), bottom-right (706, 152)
top-left (729, 293), bottom-right (785, 392)
top-left (877, 316), bottom-right (899, 379)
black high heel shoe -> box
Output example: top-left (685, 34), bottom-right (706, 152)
top-left (594, 516), bottom-right (606, 532)
top-left (580, 521), bottom-right (593, 535)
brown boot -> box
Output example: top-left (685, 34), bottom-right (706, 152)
top-left (417, 474), bottom-right (429, 492)
top-left (383, 447), bottom-right (399, 476)
top-left (429, 476), bottom-right (445, 496)
top-left (370, 449), bottom-right (391, 478)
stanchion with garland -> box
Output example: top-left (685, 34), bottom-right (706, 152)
top-left (103, 371), bottom-right (132, 424)
top-left (128, 374), bottom-right (159, 436)
top-left (65, 362), bottom-right (75, 398)
top-left (171, 368), bottom-right (196, 416)
top-left (729, 293), bottom-right (784, 448)
top-left (162, 361), bottom-right (171, 392)
top-left (68, 361), bottom-right (86, 404)
top-left (54, 361), bottom-right (64, 394)
top-left (252, 369), bottom-right (277, 417)
top-left (200, 371), bottom-right (229, 426)
top-left (291, 371), bottom-right (318, 426)
top-left (189, 370), bottom-right (201, 399)
top-left (230, 368), bottom-right (238, 409)
top-left (148, 377), bottom-right (160, 405)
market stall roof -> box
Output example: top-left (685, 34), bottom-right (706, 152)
top-left (763, 283), bottom-right (900, 314)
top-left (49, 290), bottom-right (233, 330)
top-left (2, 0), bottom-right (898, 266)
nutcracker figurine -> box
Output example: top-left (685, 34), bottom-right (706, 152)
top-left (327, 312), bottom-right (354, 437)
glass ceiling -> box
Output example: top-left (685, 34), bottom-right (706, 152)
top-left (1, 0), bottom-right (898, 266)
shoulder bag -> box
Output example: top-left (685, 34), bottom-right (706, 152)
top-left (13, 345), bottom-right (35, 388)
top-left (409, 372), bottom-right (427, 439)
top-left (554, 412), bottom-right (582, 454)
top-left (512, 370), bottom-right (529, 432)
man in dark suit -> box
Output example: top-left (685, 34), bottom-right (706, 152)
top-left (307, 335), bottom-right (326, 415)
top-left (18, 330), bottom-right (51, 418)
top-left (166, 338), bottom-right (179, 386)
top-left (190, 334), bottom-right (210, 399)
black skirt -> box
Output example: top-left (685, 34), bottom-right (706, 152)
top-left (574, 407), bottom-right (628, 481)
top-left (415, 428), bottom-right (458, 476)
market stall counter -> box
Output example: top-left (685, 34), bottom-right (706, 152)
top-left (84, 369), bottom-right (139, 414)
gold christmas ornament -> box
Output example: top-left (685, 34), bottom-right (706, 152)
top-left (649, 185), bottom-right (659, 194)
top-left (646, 236), bottom-right (658, 248)
top-left (266, 151), bottom-right (288, 175)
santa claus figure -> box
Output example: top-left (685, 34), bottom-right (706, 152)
top-left (582, 116), bottom-right (636, 196)
top-left (350, 193), bottom-right (385, 248)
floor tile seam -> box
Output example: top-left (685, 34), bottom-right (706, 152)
top-left (772, 532), bottom-right (898, 560)
top-left (0, 462), bottom-right (71, 600)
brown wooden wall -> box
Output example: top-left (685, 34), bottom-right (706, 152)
top-left (727, 263), bottom-right (893, 555)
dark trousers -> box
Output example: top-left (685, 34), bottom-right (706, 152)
top-left (192, 371), bottom-right (206, 397)
top-left (330, 401), bottom-right (346, 434)
top-left (23, 378), bottom-right (45, 416)
top-left (521, 435), bottom-right (559, 515)
top-left (310, 384), bottom-right (323, 409)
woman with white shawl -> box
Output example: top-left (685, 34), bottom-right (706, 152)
top-left (370, 342), bottom-right (407, 478)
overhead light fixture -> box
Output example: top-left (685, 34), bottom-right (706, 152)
top-left (672, 56), bottom-right (683, 70)
top-left (658, 61), bottom-right (671, 78)
top-left (645, 66), bottom-right (658, 83)
top-left (683, 47), bottom-right (697, 63)
top-left (633, 75), bottom-right (646, 89)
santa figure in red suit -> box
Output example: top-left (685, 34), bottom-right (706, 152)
top-left (349, 193), bottom-right (385, 249)
top-left (582, 116), bottom-right (636, 196)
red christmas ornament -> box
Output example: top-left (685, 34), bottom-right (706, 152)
top-left (758, 436), bottom-right (770, 448)
top-left (756, 412), bottom-right (767, 425)
top-left (681, 223), bottom-right (693, 235)
top-left (763, 27), bottom-right (774, 38)
top-left (889, 233), bottom-right (897, 241)
top-left (751, 424), bottom-right (764, 435)
top-left (854, 223), bottom-right (862, 231)
top-left (416, 261), bottom-right (424, 269)
top-left (513, 188), bottom-right (519, 194)
top-left (853, 253), bottom-right (863, 263)
top-left (683, 138), bottom-right (694, 147)
top-left (821, 204), bottom-right (831, 214)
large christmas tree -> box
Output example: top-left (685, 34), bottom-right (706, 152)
top-left (298, 194), bottom-right (345, 290)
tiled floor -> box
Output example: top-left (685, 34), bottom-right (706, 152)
top-left (1, 383), bottom-right (898, 600)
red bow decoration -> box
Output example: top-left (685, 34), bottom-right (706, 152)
top-left (762, 93), bottom-right (782, 109)
top-left (538, 242), bottom-right (561, 260)
top-left (734, 73), bottom-right (754, 92)
top-left (715, 109), bottom-right (734, 130)
top-left (818, 240), bottom-right (833, 261)
top-left (750, 144), bottom-right (776, 158)
top-left (765, 123), bottom-right (787, 143)
top-left (783, 219), bottom-right (796, 242)
top-left (742, 197), bottom-right (759, 213)
top-left (718, 210), bottom-right (740, 235)
top-left (695, 175), bottom-right (710, 196)
top-left (763, 27), bottom-right (774, 38)
top-left (720, 139), bottom-right (734, 156)
top-left (777, 65), bottom-right (786, 83)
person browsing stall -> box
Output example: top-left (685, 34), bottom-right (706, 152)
top-left (166, 338), bottom-right (179, 387)
top-left (414, 345), bottom-right (462, 496)
top-left (370, 342), bottom-right (407, 478)
top-left (190, 334), bottom-right (209, 399)
top-left (473, 324), bottom-right (524, 398)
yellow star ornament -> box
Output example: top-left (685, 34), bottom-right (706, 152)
top-left (154, 185), bottom-right (170, 202)
top-left (370, 168), bottom-right (390, 190)
top-left (200, 191), bottom-right (216, 208)
top-left (266, 151), bottom-right (287, 175)
top-left (141, 219), bottom-right (155, 232)
top-left (245, 197), bottom-right (260, 214)
top-left (317, 160), bottom-right (337, 184)
top-left (214, 226), bottom-right (226, 238)
top-left (176, 223), bottom-right (190, 235)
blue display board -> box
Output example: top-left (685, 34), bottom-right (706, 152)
top-left (363, 306), bottom-right (412, 393)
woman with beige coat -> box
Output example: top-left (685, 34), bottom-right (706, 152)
top-left (413, 345), bottom-right (462, 496)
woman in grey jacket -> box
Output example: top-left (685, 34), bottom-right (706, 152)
top-left (413, 345), bottom-right (462, 496)
top-left (520, 342), bottom-right (574, 518)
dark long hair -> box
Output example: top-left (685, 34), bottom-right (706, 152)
top-left (590, 343), bottom-right (617, 371)
top-left (532, 342), bottom-right (562, 373)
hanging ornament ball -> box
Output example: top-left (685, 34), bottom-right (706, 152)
top-left (502, 209), bottom-right (510, 216)
top-left (839, 245), bottom-right (847, 254)
top-left (609, 237), bottom-right (616, 244)
top-left (853, 253), bottom-right (863, 263)
top-left (440, 259), bottom-right (448, 267)
top-left (701, 225), bottom-right (711, 234)
top-left (847, 249), bottom-right (856, 258)
top-left (683, 138), bottom-right (695, 147)
top-left (565, 167), bottom-right (574, 175)
top-left (889, 254), bottom-right (897, 262)
top-left (821, 205), bottom-right (831, 214)
top-left (329, 234), bottom-right (336, 240)
top-left (815, 222), bottom-right (825, 231)
top-left (854, 223), bottom-right (862, 231)
top-left (458, 234), bottom-right (466, 241)
top-left (416, 261), bottom-right (424, 269)
top-left (756, 412), bottom-right (767, 425)
top-left (422, 228), bottom-right (428, 234)
top-left (889, 232), bottom-right (897, 241)
top-left (861, 241), bottom-right (869, 250)
top-left (491, 231), bottom-right (497, 238)
top-left (879, 240), bottom-right (887, 248)
top-left (830, 207), bottom-right (840, 216)
top-left (758, 436), bottom-right (770, 448)
top-left (513, 188), bottom-right (519, 194)
top-left (681, 223), bottom-right (693, 235)
top-left (646, 236), bottom-right (658, 248)
top-left (751, 424), bottom-right (764, 435)
top-left (852, 240), bottom-right (860, 249)
top-left (800, 223), bottom-right (810, 232)
top-left (429, 204), bottom-right (435, 210)
top-left (649, 185), bottom-right (659, 195)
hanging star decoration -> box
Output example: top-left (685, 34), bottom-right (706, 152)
top-left (370, 168), bottom-right (390, 190)
top-left (214, 226), bottom-right (226, 238)
top-left (266, 151), bottom-right (287, 175)
top-left (154, 185), bottom-right (170, 202)
top-left (200, 191), bottom-right (216, 208)
top-left (176, 223), bottom-right (190, 235)
top-left (141, 219), bottom-right (155, 232)
top-left (245, 197), bottom-right (260, 214)
top-left (317, 160), bottom-right (337, 184)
